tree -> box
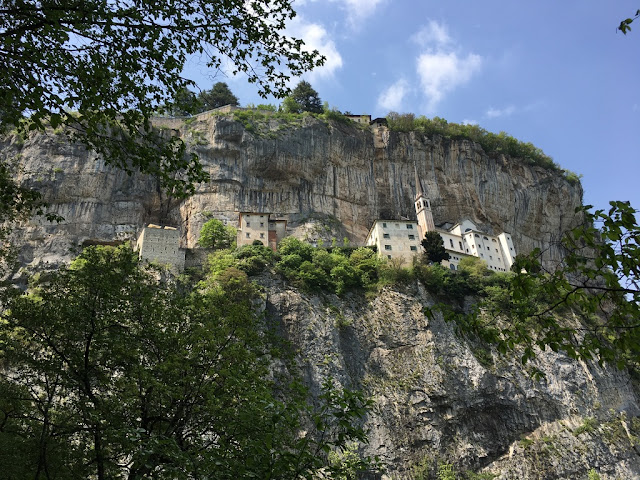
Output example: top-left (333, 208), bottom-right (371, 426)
top-left (458, 201), bottom-right (640, 369)
top-left (197, 82), bottom-right (240, 112)
top-left (421, 231), bottom-right (451, 264)
top-left (0, 246), bottom-right (375, 479)
top-left (198, 218), bottom-right (237, 249)
top-left (619, 10), bottom-right (640, 33)
top-left (282, 80), bottom-right (323, 114)
top-left (0, 0), bottom-right (325, 220)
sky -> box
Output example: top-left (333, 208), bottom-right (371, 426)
top-left (183, 1), bottom-right (640, 214)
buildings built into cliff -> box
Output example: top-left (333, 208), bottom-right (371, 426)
top-left (236, 213), bottom-right (287, 251)
top-left (366, 166), bottom-right (517, 270)
top-left (135, 224), bottom-right (185, 271)
top-left (366, 220), bottom-right (421, 265)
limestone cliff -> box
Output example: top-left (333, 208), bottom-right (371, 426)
top-left (3, 112), bottom-right (581, 273)
top-left (4, 114), bottom-right (625, 479)
top-left (261, 275), bottom-right (640, 479)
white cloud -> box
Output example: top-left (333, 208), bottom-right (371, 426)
top-left (410, 21), bottom-right (482, 112)
top-left (461, 119), bottom-right (478, 125)
top-left (416, 52), bottom-right (482, 111)
top-left (287, 17), bottom-right (343, 82)
top-left (412, 20), bottom-right (452, 47)
top-left (341, 0), bottom-right (385, 26)
top-left (295, 0), bottom-right (385, 29)
top-left (377, 79), bottom-right (409, 112)
top-left (485, 105), bottom-right (516, 118)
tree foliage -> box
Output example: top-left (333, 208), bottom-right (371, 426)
top-left (197, 82), bottom-right (240, 111)
top-left (619, 10), bottom-right (640, 34)
top-left (0, 0), bottom-right (324, 209)
top-left (282, 80), bottom-right (323, 114)
top-left (421, 231), bottom-right (451, 264)
top-left (198, 218), bottom-right (236, 249)
top-left (454, 201), bottom-right (640, 369)
top-left (0, 246), bottom-right (376, 479)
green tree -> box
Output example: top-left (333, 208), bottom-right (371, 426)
top-left (197, 82), bottom-right (240, 111)
top-left (198, 218), bottom-right (237, 249)
top-left (421, 231), bottom-right (451, 264)
top-left (619, 10), bottom-right (640, 33)
top-left (0, 246), bottom-right (375, 479)
top-left (166, 87), bottom-right (199, 116)
top-left (282, 80), bottom-right (323, 114)
top-left (459, 201), bottom-right (640, 369)
top-left (0, 0), bottom-right (325, 227)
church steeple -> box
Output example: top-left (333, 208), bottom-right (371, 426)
top-left (414, 162), bottom-right (435, 237)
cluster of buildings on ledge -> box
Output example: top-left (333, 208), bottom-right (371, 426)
top-left (135, 168), bottom-right (516, 273)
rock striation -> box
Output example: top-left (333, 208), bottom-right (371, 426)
top-left (3, 112), bottom-right (582, 273)
top-left (3, 113), bottom-right (637, 478)
top-left (262, 276), bottom-right (640, 479)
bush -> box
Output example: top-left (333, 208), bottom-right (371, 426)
top-left (385, 113), bottom-right (573, 179)
top-left (198, 218), bottom-right (236, 249)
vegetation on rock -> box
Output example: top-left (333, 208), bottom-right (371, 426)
top-left (198, 218), bottom-right (237, 250)
top-left (0, 245), bottom-right (376, 479)
top-left (385, 112), bottom-right (581, 185)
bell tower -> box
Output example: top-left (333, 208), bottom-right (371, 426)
top-left (414, 163), bottom-right (435, 239)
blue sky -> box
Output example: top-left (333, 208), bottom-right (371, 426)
top-left (185, 1), bottom-right (639, 213)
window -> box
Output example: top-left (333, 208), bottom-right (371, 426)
top-left (260, 222), bottom-right (264, 227)
top-left (382, 222), bottom-right (387, 228)
top-left (387, 255), bottom-right (392, 259)
top-left (408, 234), bottom-right (415, 240)
top-left (246, 221), bottom-right (250, 227)
top-left (449, 239), bottom-right (454, 248)
top-left (487, 246), bottom-right (490, 251)
top-left (480, 253), bottom-right (484, 258)
top-left (246, 233), bottom-right (250, 238)
top-left (450, 264), bottom-right (456, 270)
top-left (383, 233), bottom-right (390, 239)
top-left (472, 245), bottom-right (475, 249)
top-left (459, 241), bottom-right (463, 250)
top-left (492, 239), bottom-right (497, 243)
top-left (489, 255), bottom-right (492, 259)
top-left (475, 234), bottom-right (480, 238)
top-left (483, 236), bottom-right (488, 240)
top-left (384, 245), bottom-right (392, 251)
top-left (496, 249), bottom-right (499, 252)
top-left (260, 233), bottom-right (264, 238)
top-left (406, 224), bottom-right (413, 229)
top-left (395, 223), bottom-right (399, 228)
top-left (410, 246), bottom-right (417, 251)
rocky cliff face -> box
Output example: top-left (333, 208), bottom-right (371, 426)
top-left (3, 112), bottom-right (582, 273)
top-left (5, 114), bottom-right (625, 479)
top-left (262, 275), bottom-right (640, 479)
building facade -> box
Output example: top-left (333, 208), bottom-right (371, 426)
top-left (236, 213), bottom-right (287, 251)
top-left (365, 220), bottom-right (421, 265)
top-left (366, 165), bottom-right (517, 271)
top-left (135, 225), bottom-right (185, 271)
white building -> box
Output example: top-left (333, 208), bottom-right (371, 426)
top-left (135, 224), bottom-right (185, 271)
top-left (236, 212), bottom-right (287, 251)
top-left (413, 166), bottom-right (516, 271)
top-left (365, 220), bottom-right (421, 265)
top-left (366, 165), bottom-right (517, 271)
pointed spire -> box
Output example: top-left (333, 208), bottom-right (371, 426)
top-left (414, 162), bottom-right (426, 201)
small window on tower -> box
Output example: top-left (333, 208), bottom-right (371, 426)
top-left (406, 224), bottom-right (413, 229)
top-left (410, 246), bottom-right (417, 251)
top-left (450, 239), bottom-right (454, 247)
top-left (385, 245), bottom-right (392, 251)
top-left (382, 222), bottom-right (387, 228)
top-left (408, 235), bottom-right (415, 240)
top-left (383, 233), bottom-right (390, 239)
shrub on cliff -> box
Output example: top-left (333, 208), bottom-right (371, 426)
top-left (0, 245), bottom-right (376, 479)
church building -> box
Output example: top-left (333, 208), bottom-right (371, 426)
top-left (367, 165), bottom-right (517, 271)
